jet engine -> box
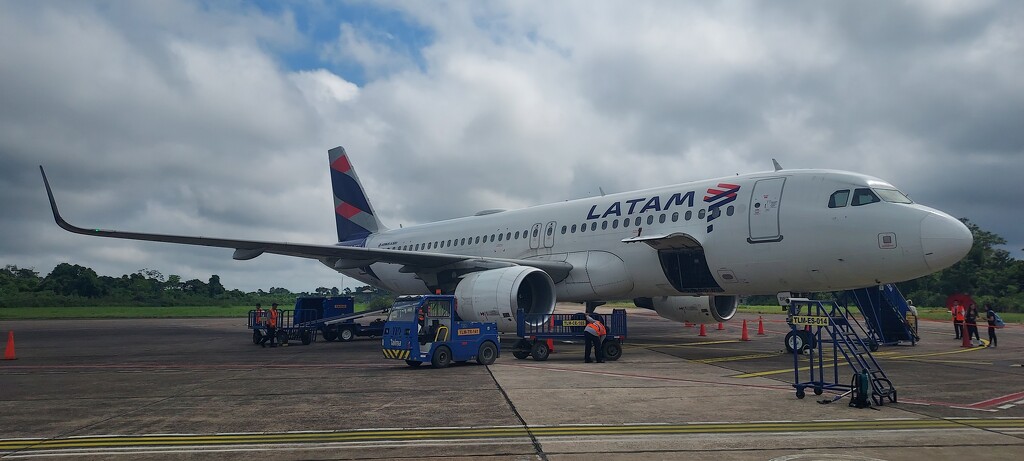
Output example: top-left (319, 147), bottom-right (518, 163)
top-left (634, 295), bottom-right (738, 324)
top-left (454, 266), bottom-right (556, 333)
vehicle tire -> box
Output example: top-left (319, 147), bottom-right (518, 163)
top-left (868, 339), bottom-right (879, 352)
top-left (276, 330), bottom-right (289, 345)
top-left (601, 339), bottom-right (622, 361)
top-left (252, 330), bottom-right (263, 345)
top-left (339, 327), bottom-right (355, 342)
top-left (477, 341), bottom-right (498, 365)
top-left (512, 339), bottom-right (531, 360)
top-left (813, 386), bottom-right (823, 396)
top-left (531, 341), bottom-right (549, 361)
top-left (785, 330), bottom-right (805, 353)
top-left (300, 330), bottom-right (312, 345)
top-left (796, 388), bottom-right (805, 399)
top-left (431, 346), bottom-right (452, 369)
top-left (405, 360), bottom-right (422, 367)
top-left (322, 327), bottom-right (338, 342)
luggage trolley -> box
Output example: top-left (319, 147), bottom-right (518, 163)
top-left (247, 308), bottom-right (320, 346)
top-left (511, 309), bottom-right (627, 361)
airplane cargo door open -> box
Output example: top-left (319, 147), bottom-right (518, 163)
top-left (748, 177), bottom-right (785, 243)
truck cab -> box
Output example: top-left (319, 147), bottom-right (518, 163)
top-left (382, 295), bottom-right (500, 368)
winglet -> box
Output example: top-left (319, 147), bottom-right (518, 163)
top-left (772, 159), bottom-right (783, 172)
top-left (39, 166), bottom-right (78, 233)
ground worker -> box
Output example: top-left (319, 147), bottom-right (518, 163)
top-left (985, 304), bottom-right (998, 348)
top-left (583, 313), bottom-right (607, 363)
top-left (260, 303), bottom-right (280, 348)
top-left (255, 303), bottom-right (264, 326)
top-left (952, 300), bottom-right (965, 340)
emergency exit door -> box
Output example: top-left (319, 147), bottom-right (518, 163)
top-left (748, 177), bottom-right (785, 243)
top-left (529, 223), bottom-right (542, 249)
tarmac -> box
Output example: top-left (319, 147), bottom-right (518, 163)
top-left (1, 306), bottom-right (1021, 460)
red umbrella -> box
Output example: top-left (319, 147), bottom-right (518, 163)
top-left (945, 293), bottom-right (975, 312)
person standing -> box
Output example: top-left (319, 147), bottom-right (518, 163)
top-left (260, 303), bottom-right (280, 348)
top-left (966, 303), bottom-right (980, 344)
top-left (985, 304), bottom-right (998, 348)
top-left (583, 313), bottom-right (607, 363)
top-left (952, 301), bottom-right (965, 339)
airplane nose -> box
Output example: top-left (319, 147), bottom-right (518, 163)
top-left (921, 214), bottom-right (973, 271)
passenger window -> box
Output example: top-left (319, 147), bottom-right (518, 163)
top-left (571, 224), bottom-right (577, 233)
top-left (852, 188), bottom-right (880, 206)
top-left (672, 212), bottom-right (679, 222)
top-left (623, 218), bottom-right (630, 228)
top-left (514, 231), bottom-right (520, 239)
top-left (491, 234), bottom-right (496, 242)
top-left (601, 221), bottom-right (608, 230)
top-left (659, 214), bottom-right (666, 224)
top-left (591, 222), bottom-right (598, 231)
top-left (506, 232), bottom-right (511, 240)
top-left (635, 217), bottom-right (641, 227)
top-left (829, 190), bottom-right (850, 208)
top-left (498, 233), bottom-right (503, 241)
top-left (647, 215), bottom-right (654, 225)
top-left (685, 210), bottom-right (692, 221)
top-left (580, 223), bottom-right (587, 232)
top-left (698, 210), bottom-right (706, 219)
top-left (475, 236), bottom-right (480, 244)
top-left (726, 205), bottom-right (734, 216)
top-left (612, 219), bottom-right (618, 229)
top-left (710, 208), bottom-right (721, 219)
top-left (533, 228), bottom-right (539, 238)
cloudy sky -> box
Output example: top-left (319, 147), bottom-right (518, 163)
top-left (1, 1), bottom-right (1021, 292)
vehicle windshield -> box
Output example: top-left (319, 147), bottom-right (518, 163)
top-left (873, 188), bottom-right (913, 204)
top-left (386, 300), bottom-right (421, 322)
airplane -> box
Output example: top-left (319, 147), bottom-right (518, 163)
top-left (40, 146), bottom-right (973, 331)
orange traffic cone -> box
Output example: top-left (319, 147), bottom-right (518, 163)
top-left (757, 316), bottom-right (766, 335)
top-left (741, 320), bottom-right (750, 341)
top-left (547, 338), bottom-right (555, 353)
top-left (717, 322), bottom-right (724, 330)
top-left (961, 323), bottom-right (972, 348)
top-left (698, 323), bottom-right (707, 337)
top-left (3, 331), bottom-right (15, 360)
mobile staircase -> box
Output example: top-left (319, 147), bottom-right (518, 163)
top-left (843, 284), bottom-right (919, 346)
top-left (789, 298), bottom-right (897, 406)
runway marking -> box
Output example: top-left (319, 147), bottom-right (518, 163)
top-left (888, 342), bottom-right (989, 359)
top-left (629, 340), bottom-right (741, 349)
top-left (497, 363), bottom-right (792, 392)
top-left (2, 418), bottom-right (1021, 455)
top-left (694, 353), bottom-right (781, 364)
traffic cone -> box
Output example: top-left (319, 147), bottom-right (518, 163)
top-left (547, 338), bottom-right (555, 353)
top-left (757, 316), bottom-right (766, 335)
top-left (698, 323), bottom-right (707, 337)
top-left (717, 322), bottom-right (724, 330)
top-left (684, 322), bottom-right (693, 327)
top-left (961, 323), bottom-right (972, 348)
top-left (3, 331), bottom-right (15, 360)
top-left (741, 320), bottom-right (750, 341)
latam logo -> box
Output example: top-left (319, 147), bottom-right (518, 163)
top-left (703, 183), bottom-right (741, 233)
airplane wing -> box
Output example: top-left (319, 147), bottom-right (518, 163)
top-left (40, 167), bottom-right (572, 281)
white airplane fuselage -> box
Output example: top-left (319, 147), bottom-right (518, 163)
top-left (337, 169), bottom-right (972, 300)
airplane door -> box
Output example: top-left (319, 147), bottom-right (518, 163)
top-left (529, 223), bottom-right (542, 249)
top-left (543, 221), bottom-right (557, 248)
top-left (748, 177), bottom-right (785, 243)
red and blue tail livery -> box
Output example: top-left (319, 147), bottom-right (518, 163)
top-left (328, 147), bottom-right (384, 244)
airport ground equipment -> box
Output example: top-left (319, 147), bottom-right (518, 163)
top-left (788, 298), bottom-right (896, 405)
top-left (841, 284), bottom-right (919, 346)
top-left (381, 295), bottom-right (500, 369)
top-left (511, 309), bottom-right (627, 361)
top-left (291, 296), bottom-right (388, 342)
top-left (247, 308), bottom-right (320, 346)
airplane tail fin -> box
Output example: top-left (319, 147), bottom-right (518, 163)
top-left (328, 146), bottom-right (386, 243)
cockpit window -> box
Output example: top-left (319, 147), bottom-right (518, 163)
top-left (828, 190), bottom-right (850, 208)
top-left (873, 188), bottom-right (913, 204)
top-left (851, 188), bottom-right (880, 206)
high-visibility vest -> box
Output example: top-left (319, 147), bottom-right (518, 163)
top-left (585, 320), bottom-right (606, 337)
top-left (954, 306), bottom-right (965, 321)
top-left (268, 309), bottom-right (279, 328)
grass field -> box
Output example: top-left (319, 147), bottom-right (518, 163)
top-left (2, 303), bottom-right (1020, 324)
top-left (0, 304), bottom-right (375, 320)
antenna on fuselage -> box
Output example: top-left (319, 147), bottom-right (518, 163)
top-left (772, 159), bottom-right (783, 171)
top-left (598, 187), bottom-right (606, 197)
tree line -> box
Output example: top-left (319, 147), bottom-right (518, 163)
top-left (2, 220), bottom-right (1021, 311)
top-left (0, 263), bottom-right (392, 308)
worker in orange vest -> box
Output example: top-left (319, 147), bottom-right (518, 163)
top-left (260, 303), bottom-right (280, 348)
top-left (952, 300), bottom-right (965, 340)
top-left (583, 313), bottom-right (607, 363)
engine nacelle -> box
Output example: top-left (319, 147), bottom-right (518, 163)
top-left (635, 295), bottom-right (738, 324)
top-left (454, 266), bottom-right (556, 333)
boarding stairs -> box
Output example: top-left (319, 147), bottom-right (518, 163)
top-left (844, 284), bottom-right (918, 346)
top-left (789, 298), bottom-right (896, 405)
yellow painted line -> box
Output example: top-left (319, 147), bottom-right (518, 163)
top-left (695, 353), bottom-right (781, 364)
top-left (2, 419), bottom-right (1022, 451)
top-left (630, 340), bottom-right (740, 349)
top-left (889, 342), bottom-right (988, 359)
